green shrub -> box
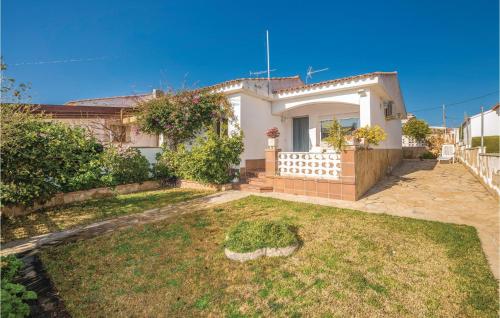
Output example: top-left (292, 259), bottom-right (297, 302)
top-left (471, 136), bottom-right (499, 153)
top-left (225, 220), bottom-right (298, 253)
top-left (1, 255), bottom-right (37, 318)
top-left (1, 106), bottom-right (104, 206)
top-left (100, 147), bottom-right (151, 186)
top-left (175, 130), bottom-right (244, 184)
top-left (354, 125), bottom-right (387, 147)
top-left (419, 151), bottom-right (437, 159)
top-left (152, 149), bottom-right (179, 182)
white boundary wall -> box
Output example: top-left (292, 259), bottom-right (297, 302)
top-left (457, 146), bottom-right (500, 197)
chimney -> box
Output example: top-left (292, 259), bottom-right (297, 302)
top-left (152, 89), bottom-right (164, 98)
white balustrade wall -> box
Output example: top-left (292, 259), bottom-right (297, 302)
top-left (457, 146), bottom-right (500, 197)
top-left (277, 152), bottom-right (342, 179)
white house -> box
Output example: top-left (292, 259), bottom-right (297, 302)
top-left (461, 104), bottom-right (500, 147)
top-left (67, 71), bottom-right (407, 200)
top-left (210, 72), bottom-right (406, 172)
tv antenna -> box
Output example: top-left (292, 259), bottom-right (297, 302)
top-left (306, 66), bottom-right (329, 83)
top-left (249, 69), bottom-right (276, 77)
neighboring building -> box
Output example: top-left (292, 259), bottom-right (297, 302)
top-left (429, 126), bottom-right (459, 144)
top-left (461, 104), bottom-right (500, 147)
top-left (32, 103), bottom-right (159, 148)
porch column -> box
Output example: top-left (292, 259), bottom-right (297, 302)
top-left (265, 148), bottom-right (280, 177)
top-left (358, 89), bottom-right (371, 127)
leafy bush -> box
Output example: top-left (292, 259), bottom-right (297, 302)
top-left (354, 125), bottom-right (387, 147)
top-left (136, 90), bottom-right (233, 149)
top-left (100, 147), bottom-right (151, 186)
top-left (419, 151), bottom-right (437, 159)
top-left (152, 149), bottom-right (179, 182)
top-left (402, 118), bottom-right (431, 142)
top-left (1, 255), bottom-right (37, 318)
top-left (175, 130), bottom-right (244, 184)
top-left (225, 220), bottom-right (298, 253)
top-left (1, 106), bottom-right (104, 206)
top-left (323, 119), bottom-right (350, 151)
top-left (471, 136), bottom-right (499, 153)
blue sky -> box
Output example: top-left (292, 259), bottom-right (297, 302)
top-left (2, 0), bottom-right (498, 126)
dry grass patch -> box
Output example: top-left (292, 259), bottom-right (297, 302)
top-left (40, 196), bottom-right (498, 317)
top-left (1, 188), bottom-right (212, 243)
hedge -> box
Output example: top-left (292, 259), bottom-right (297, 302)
top-left (471, 136), bottom-right (499, 153)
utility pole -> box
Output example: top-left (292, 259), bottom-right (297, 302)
top-left (442, 104), bottom-right (446, 129)
top-left (480, 106), bottom-right (484, 151)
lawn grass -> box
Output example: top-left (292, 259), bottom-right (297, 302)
top-left (40, 196), bottom-right (498, 317)
top-left (225, 220), bottom-right (298, 253)
top-left (1, 188), bottom-right (212, 243)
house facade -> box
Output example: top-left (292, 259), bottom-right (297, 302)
top-left (211, 71), bottom-right (407, 200)
top-left (53, 71), bottom-right (407, 200)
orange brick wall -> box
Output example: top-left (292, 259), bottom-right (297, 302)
top-left (265, 148), bottom-right (401, 201)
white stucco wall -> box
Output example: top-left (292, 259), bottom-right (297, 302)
top-left (239, 93), bottom-right (283, 164)
top-left (366, 91), bottom-right (402, 149)
top-left (470, 109), bottom-right (500, 137)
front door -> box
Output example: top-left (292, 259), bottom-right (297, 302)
top-left (293, 117), bottom-right (309, 152)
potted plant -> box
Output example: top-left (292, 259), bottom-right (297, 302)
top-left (353, 125), bottom-right (387, 149)
top-left (266, 127), bottom-right (280, 148)
top-left (323, 119), bottom-right (350, 152)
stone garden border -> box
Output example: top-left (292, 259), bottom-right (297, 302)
top-left (2, 180), bottom-right (234, 217)
top-left (224, 244), bottom-right (298, 262)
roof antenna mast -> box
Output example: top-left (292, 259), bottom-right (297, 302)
top-left (306, 66), bottom-right (329, 84)
top-left (266, 30), bottom-right (271, 94)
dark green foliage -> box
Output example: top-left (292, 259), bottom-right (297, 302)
top-left (471, 136), bottom-right (499, 153)
top-left (100, 147), bottom-right (151, 186)
top-left (225, 220), bottom-right (298, 253)
top-left (152, 149), bottom-right (178, 182)
top-left (174, 130), bottom-right (244, 184)
top-left (402, 118), bottom-right (431, 142)
top-left (419, 151), bottom-right (437, 159)
top-left (1, 105), bottom-right (104, 206)
top-left (1, 255), bottom-right (37, 318)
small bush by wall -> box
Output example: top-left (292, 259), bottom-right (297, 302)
top-left (472, 136), bottom-right (499, 153)
top-left (100, 147), bottom-right (151, 186)
top-left (157, 130), bottom-right (244, 185)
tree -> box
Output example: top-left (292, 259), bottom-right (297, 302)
top-left (135, 90), bottom-right (234, 149)
top-left (402, 118), bottom-right (431, 142)
top-left (0, 62), bottom-right (104, 206)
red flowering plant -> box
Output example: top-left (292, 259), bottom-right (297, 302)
top-left (266, 127), bottom-right (280, 138)
top-left (135, 89), bottom-right (234, 149)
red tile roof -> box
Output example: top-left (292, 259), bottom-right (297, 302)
top-left (274, 71), bottom-right (398, 94)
